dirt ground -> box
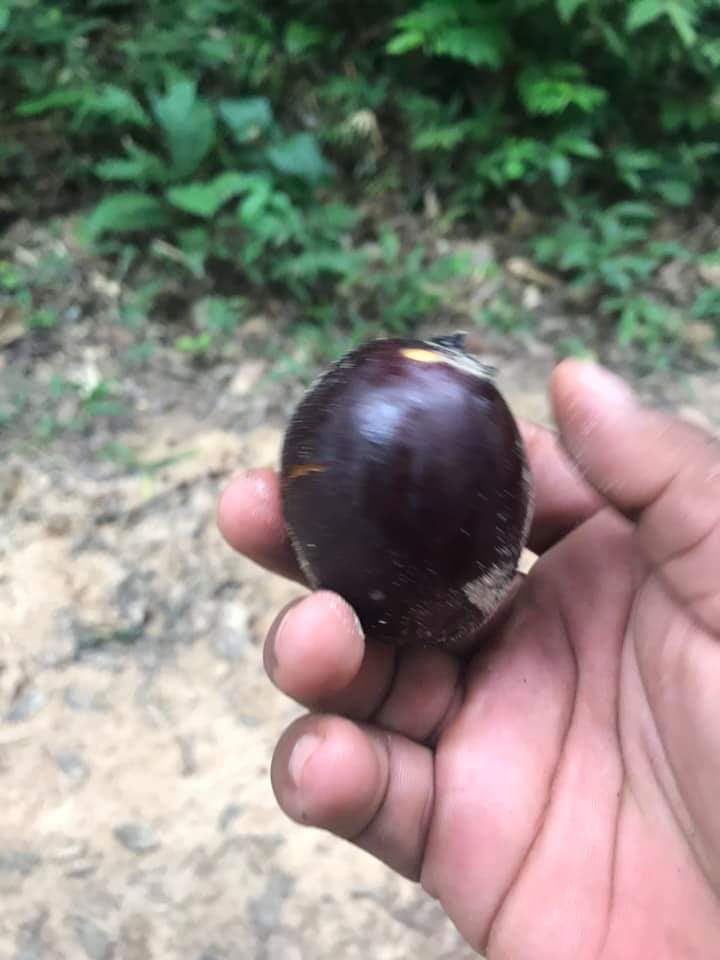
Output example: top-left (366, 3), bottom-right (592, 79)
top-left (1, 220), bottom-right (719, 959)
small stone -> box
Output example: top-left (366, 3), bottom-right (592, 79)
top-left (15, 909), bottom-right (47, 960)
top-left (64, 855), bottom-right (101, 879)
top-left (117, 914), bottom-right (152, 960)
top-left (114, 573), bottom-right (150, 632)
top-left (682, 321), bottom-right (716, 349)
top-left (64, 685), bottom-right (109, 712)
top-left (218, 803), bottom-right (244, 832)
top-left (212, 604), bottom-right (251, 662)
top-left (0, 850), bottom-right (40, 875)
top-left (45, 835), bottom-right (87, 863)
top-left (238, 714), bottom-right (260, 728)
top-left (176, 735), bottom-right (196, 777)
top-left (229, 360), bottom-right (265, 397)
top-left (699, 262), bottom-right (720, 288)
top-left (657, 259), bottom-right (687, 299)
top-left (113, 821), bottom-right (159, 855)
top-left (522, 284), bottom-right (542, 310)
top-left (45, 513), bottom-right (71, 536)
top-left (248, 871), bottom-right (294, 936)
top-left (505, 256), bottom-right (559, 288)
top-left (74, 917), bottom-right (113, 960)
top-left (53, 750), bottom-right (90, 786)
top-left (0, 462), bottom-right (23, 509)
top-left (6, 687), bottom-right (48, 723)
top-left (38, 608), bottom-right (77, 668)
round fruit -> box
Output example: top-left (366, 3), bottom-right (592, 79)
top-left (280, 334), bottom-right (532, 647)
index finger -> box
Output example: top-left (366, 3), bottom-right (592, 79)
top-left (217, 467), bottom-right (305, 583)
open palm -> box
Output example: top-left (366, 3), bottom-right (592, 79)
top-left (218, 360), bottom-right (720, 958)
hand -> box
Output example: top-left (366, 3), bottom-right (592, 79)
top-left (218, 359), bottom-right (720, 959)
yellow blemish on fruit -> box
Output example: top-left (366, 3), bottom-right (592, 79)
top-left (400, 348), bottom-right (442, 364)
top-left (287, 463), bottom-right (327, 480)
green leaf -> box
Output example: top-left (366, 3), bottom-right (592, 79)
top-left (237, 178), bottom-right (274, 223)
top-left (666, 1), bottom-right (696, 47)
top-left (517, 64), bottom-right (606, 115)
top-left (176, 228), bottom-right (210, 277)
top-left (175, 332), bottom-right (212, 354)
top-left (16, 89), bottom-right (84, 117)
top-left (433, 25), bottom-right (507, 69)
top-left (627, 0), bottom-right (665, 32)
top-left (284, 21), bottom-right (325, 56)
top-left (95, 142), bottom-right (169, 184)
top-left (166, 172), bottom-right (253, 218)
top-left (17, 85), bottom-right (147, 126)
top-left (655, 179), bottom-right (693, 205)
top-left (80, 85), bottom-right (148, 126)
top-left (555, 134), bottom-right (601, 158)
top-left (219, 97), bottom-right (273, 144)
top-left (267, 133), bottom-right (332, 183)
top-left (609, 201), bottom-right (658, 220)
top-left (151, 80), bottom-right (215, 180)
top-left (79, 193), bottom-right (171, 242)
top-left (0, 5), bottom-right (10, 31)
top-left (387, 30), bottom-right (424, 54)
top-left (556, 0), bottom-right (586, 22)
top-left (700, 39), bottom-right (720, 66)
top-left (691, 287), bottom-right (720, 320)
top-left (548, 153), bottom-right (572, 186)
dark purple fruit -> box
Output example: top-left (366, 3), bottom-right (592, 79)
top-left (280, 334), bottom-right (533, 647)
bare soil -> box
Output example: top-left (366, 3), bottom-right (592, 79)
top-left (0, 219), bottom-right (718, 959)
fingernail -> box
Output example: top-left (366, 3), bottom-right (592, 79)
top-left (264, 598), bottom-right (302, 676)
top-left (288, 734), bottom-right (322, 788)
top-left (265, 597), bottom-right (305, 675)
top-left (575, 361), bottom-right (637, 408)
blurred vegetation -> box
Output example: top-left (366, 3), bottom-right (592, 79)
top-left (1, 0), bottom-right (719, 365)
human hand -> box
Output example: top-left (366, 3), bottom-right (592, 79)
top-left (218, 359), bottom-right (720, 958)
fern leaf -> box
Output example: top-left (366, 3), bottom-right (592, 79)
top-left (517, 64), bottom-right (606, 115)
top-left (432, 25), bottom-right (507, 68)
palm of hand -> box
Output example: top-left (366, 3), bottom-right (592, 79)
top-left (218, 360), bottom-right (720, 958)
top-left (425, 509), bottom-right (720, 956)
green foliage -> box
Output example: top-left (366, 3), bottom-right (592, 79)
top-left (532, 201), bottom-right (718, 360)
top-left (0, 0), bottom-right (719, 356)
top-left (174, 296), bottom-right (247, 357)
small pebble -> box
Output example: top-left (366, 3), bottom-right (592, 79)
top-left (74, 917), bottom-right (113, 960)
top-left (113, 821), bottom-right (159, 855)
top-left (6, 688), bottom-right (48, 724)
top-left (64, 685), bottom-right (109, 712)
top-left (53, 750), bottom-right (90, 786)
top-left (0, 850), bottom-right (40, 875)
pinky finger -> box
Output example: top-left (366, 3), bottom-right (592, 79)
top-left (271, 713), bottom-right (434, 881)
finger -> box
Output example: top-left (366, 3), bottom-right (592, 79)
top-left (271, 713), bottom-right (434, 880)
top-left (265, 591), bottom-right (462, 743)
top-left (264, 591), bottom-right (368, 705)
top-left (519, 421), bottom-right (604, 554)
top-left (217, 468), bottom-right (304, 583)
top-left (552, 359), bottom-right (720, 633)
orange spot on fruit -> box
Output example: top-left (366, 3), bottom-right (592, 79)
top-left (287, 463), bottom-right (328, 481)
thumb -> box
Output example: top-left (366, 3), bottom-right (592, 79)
top-left (551, 359), bottom-right (720, 635)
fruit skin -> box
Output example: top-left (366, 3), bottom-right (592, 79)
top-left (280, 335), bottom-right (533, 648)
